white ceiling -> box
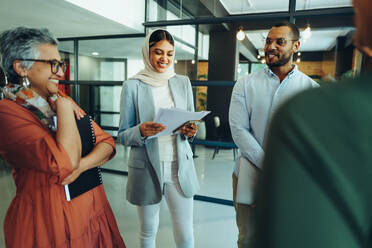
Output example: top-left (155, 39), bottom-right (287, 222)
top-left (0, 0), bottom-right (195, 60)
top-left (219, 0), bottom-right (352, 15)
top-left (245, 26), bottom-right (355, 52)
top-left (0, 0), bottom-right (141, 38)
top-left (0, 0), bottom-right (356, 61)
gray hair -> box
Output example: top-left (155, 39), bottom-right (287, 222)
top-left (0, 27), bottom-right (58, 83)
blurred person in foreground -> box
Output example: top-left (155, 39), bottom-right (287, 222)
top-left (0, 27), bottom-right (125, 248)
top-left (256, 0), bottom-right (372, 247)
top-left (229, 22), bottom-right (318, 248)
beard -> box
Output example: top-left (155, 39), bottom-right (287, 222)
top-left (265, 51), bottom-right (293, 67)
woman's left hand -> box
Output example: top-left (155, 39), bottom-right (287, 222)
top-left (177, 122), bottom-right (197, 138)
top-left (72, 104), bottom-right (84, 120)
top-left (49, 96), bottom-right (84, 120)
top-left (62, 166), bottom-right (84, 185)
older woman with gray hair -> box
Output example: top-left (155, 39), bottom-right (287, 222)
top-left (0, 27), bottom-right (125, 247)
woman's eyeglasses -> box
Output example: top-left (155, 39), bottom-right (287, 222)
top-left (17, 59), bottom-right (67, 74)
top-left (263, 38), bottom-right (298, 46)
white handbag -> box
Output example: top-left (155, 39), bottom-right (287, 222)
top-left (236, 156), bottom-right (260, 205)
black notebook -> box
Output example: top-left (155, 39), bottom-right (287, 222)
top-left (64, 115), bottom-right (103, 201)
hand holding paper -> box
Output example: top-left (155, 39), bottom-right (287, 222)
top-left (175, 121), bottom-right (198, 138)
top-left (148, 108), bottom-right (210, 139)
top-left (139, 121), bottom-right (166, 137)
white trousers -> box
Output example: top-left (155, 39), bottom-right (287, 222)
top-left (137, 161), bottom-right (194, 248)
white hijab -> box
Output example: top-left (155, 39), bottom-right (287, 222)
top-left (131, 29), bottom-right (176, 87)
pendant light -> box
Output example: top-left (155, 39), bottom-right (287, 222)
top-left (236, 27), bottom-right (245, 41)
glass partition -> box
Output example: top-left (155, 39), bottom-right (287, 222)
top-left (58, 40), bottom-right (76, 98)
top-left (219, 0), bottom-right (290, 14)
top-left (77, 37), bottom-right (145, 136)
top-left (237, 63), bottom-right (249, 79)
top-left (146, 0), bottom-right (194, 22)
top-left (296, 0), bottom-right (352, 10)
top-left (147, 0), bottom-right (294, 21)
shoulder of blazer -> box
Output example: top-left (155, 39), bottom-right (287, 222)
top-left (123, 79), bottom-right (149, 93)
top-left (171, 74), bottom-right (190, 87)
top-left (172, 74), bottom-right (189, 82)
top-left (124, 79), bottom-right (142, 86)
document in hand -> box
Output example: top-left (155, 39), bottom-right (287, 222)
top-left (236, 156), bottom-right (260, 205)
top-left (148, 107), bottom-right (210, 139)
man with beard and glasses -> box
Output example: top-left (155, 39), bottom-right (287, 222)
top-left (228, 22), bottom-right (318, 248)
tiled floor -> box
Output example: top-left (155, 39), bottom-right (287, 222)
top-left (0, 144), bottom-right (239, 247)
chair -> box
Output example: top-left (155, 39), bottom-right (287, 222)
top-left (212, 116), bottom-right (221, 159)
top-left (212, 116), bottom-right (238, 160)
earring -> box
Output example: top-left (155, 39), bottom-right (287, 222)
top-left (22, 76), bottom-right (30, 88)
top-left (4, 74), bottom-right (8, 86)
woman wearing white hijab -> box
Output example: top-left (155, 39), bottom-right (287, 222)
top-left (118, 29), bottom-right (199, 248)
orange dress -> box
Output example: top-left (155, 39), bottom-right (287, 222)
top-left (0, 99), bottom-right (125, 248)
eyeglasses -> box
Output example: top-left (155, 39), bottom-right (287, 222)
top-left (264, 38), bottom-right (298, 47)
top-left (17, 59), bottom-right (67, 74)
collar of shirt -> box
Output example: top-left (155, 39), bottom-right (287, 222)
top-left (264, 64), bottom-right (298, 80)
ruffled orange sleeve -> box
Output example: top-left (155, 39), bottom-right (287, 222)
top-left (0, 100), bottom-right (73, 182)
top-left (91, 120), bottom-right (116, 160)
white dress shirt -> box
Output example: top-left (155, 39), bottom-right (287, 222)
top-left (152, 83), bottom-right (178, 162)
top-left (229, 65), bottom-right (319, 176)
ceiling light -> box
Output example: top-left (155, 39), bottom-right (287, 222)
top-left (298, 52), bottom-right (301, 56)
top-left (258, 49), bottom-right (265, 56)
top-left (174, 60), bottom-right (178, 64)
top-left (191, 59), bottom-right (195, 64)
top-left (302, 25), bottom-right (312, 43)
top-left (236, 27), bottom-right (245, 41)
top-left (91, 52), bottom-right (99, 56)
top-left (261, 59), bottom-right (265, 64)
top-left (296, 58), bottom-right (301, 63)
top-left (257, 55), bottom-right (261, 59)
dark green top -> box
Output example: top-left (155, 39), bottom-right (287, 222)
top-left (256, 74), bottom-right (372, 248)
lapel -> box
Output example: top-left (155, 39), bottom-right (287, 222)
top-left (169, 76), bottom-right (186, 109)
top-left (137, 82), bottom-right (161, 182)
top-left (138, 83), bottom-right (155, 122)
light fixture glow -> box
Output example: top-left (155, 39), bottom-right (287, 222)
top-left (257, 55), bottom-right (261, 59)
top-left (236, 27), bottom-right (245, 41)
top-left (174, 60), bottom-right (178, 64)
top-left (92, 52), bottom-right (99, 56)
top-left (302, 25), bottom-right (312, 43)
top-left (261, 58), bottom-right (265, 64)
top-left (298, 52), bottom-right (301, 56)
top-left (296, 58), bottom-right (301, 63)
top-left (191, 59), bottom-right (195, 64)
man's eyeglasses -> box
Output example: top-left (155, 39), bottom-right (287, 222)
top-left (18, 59), bottom-right (67, 74)
top-left (264, 38), bottom-right (298, 46)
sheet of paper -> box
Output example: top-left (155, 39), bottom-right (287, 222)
top-left (148, 108), bottom-right (210, 139)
